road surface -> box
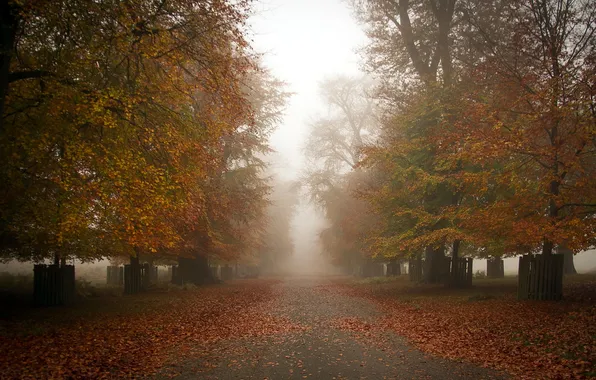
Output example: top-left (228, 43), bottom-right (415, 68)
top-left (157, 276), bottom-right (506, 380)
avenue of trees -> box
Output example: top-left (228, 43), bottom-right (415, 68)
top-left (0, 0), bottom-right (292, 286)
top-left (306, 0), bottom-right (595, 291)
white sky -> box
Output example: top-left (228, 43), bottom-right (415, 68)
top-left (249, 0), bottom-right (368, 179)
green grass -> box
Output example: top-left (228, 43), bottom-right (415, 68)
top-left (356, 276), bottom-right (405, 285)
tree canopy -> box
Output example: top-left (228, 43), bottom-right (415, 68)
top-left (0, 0), bottom-right (289, 265)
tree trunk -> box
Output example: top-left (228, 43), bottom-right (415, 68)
top-left (177, 254), bottom-right (216, 285)
top-left (124, 254), bottom-right (143, 294)
top-left (487, 257), bottom-right (505, 278)
top-left (0, 2), bottom-right (18, 132)
top-left (558, 244), bottom-right (577, 275)
top-left (563, 251), bottom-right (577, 275)
top-left (449, 240), bottom-right (462, 287)
top-left (131, 254), bottom-right (140, 267)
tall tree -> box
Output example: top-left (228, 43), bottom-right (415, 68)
top-left (0, 0), bottom-right (259, 265)
top-left (438, 0), bottom-right (596, 258)
top-left (302, 76), bottom-right (379, 273)
top-left (353, 0), bottom-right (466, 283)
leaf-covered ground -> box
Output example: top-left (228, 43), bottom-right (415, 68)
top-left (156, 276), bottom-right (505, 379)
top-left (4, 276), bottom-right (588, 379)
top-left (334, 276), bottom-right (596, 380)
top-left (0, 280), bottom-right (302, 379)
top-left (0, 277), bottom-right (508, 379)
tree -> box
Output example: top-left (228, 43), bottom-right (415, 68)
top-left (302, 76), bottom-right (379, 273)
top-left (437, 0), bottom-right (596, 258)
top-left (0, 0), bottom-right (274, 272)
top-left (353, 0), bottom-right (469, 284)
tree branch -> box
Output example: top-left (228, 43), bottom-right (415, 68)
top-left (8, 70), bottom-right (53, 83)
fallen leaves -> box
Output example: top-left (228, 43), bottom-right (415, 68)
top-left (334, 279), bottom-right (596, 379)
top-left (0, 279), bottom-right (303, 379)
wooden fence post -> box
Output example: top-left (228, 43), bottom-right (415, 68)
top-left (171, 265), bottom-right (183, 285)
top-left (518, 254), bottom-right (563, 300)
top-left (124, 263), bottom-right (143, 294)
top-left (447, 258), bottom-right (473, 288)
top-left (386, 260), bottom-right (401, 276)
top-left (408, 258), bottom-right (423, 282)
top-left (33, 264), bottom-right (75, 306)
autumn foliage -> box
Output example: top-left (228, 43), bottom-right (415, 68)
top-left (342, 0), bottom-right (596, 265)
top-left (0, 0), bottom-right (287, 265)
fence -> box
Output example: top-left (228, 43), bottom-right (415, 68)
top-left (408, 259), bottom-right (423, 282)
top-left (148, 265), bottom-right (158, 284)
top-left (171, 265), bottom-right (183, 285)
top-left (487, 257), bottom-right (504, 278)
top-left (361, 261), bottom-right (384, 277)
top-left (448, 257), bottom-right (473, 287)
top-left (386, 261), bottom-right (401, 276)
top-left (106, 266), bottom-right (124, 285)
top-left (426, 255), bottom-right (451, 284)
top-left (518, 254), bottom-right (564, 300)
top-left (33, 264), bottom-right (75, 306)
top-left (174, 256), bottom-right (214, 284)
top-left (124, 263), bottom-right (154, 294)
top-left (408, 257), bottom-right (472, 286)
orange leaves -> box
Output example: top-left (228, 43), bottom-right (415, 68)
top-left (0, 280), bottom-right (301, 378)
top-left (0, 0), bottom-right (278, 262)
top-left (337, 281), bottom-right (596, 379)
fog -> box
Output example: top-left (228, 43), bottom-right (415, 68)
top-left (2, 2), bottom-right (594, 378)
top-left (248, 0), bottom-right (368, 272)
top-left (248, 0), bottom-right (596, 275)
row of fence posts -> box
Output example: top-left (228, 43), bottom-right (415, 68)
top-left (113, 263), bottom-right (237, 288)
top-left (34, 255), bottom-right (565, 305)
top-left (408, 257), bottom-right (508, 284)
top-left (360, 261), bottom-right (385, 277)
top-left (106, 264), bottom-right (157, 294)
top-left (359, 260), bottom-right (408, 277)
top-left (32, 262), bottom-right (247, 307)
top-left (403, 254), bottom-right (563, 300)
top-left (406, 257), bottom-right (473, 287)
top-left (110, 255), bottom-right (563, 300)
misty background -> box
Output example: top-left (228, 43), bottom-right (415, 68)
top-left (250, 0), bottom-right (596, 275)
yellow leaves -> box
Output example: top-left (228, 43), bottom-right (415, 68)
top-left (0, 0), bottom-right (280, 263)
